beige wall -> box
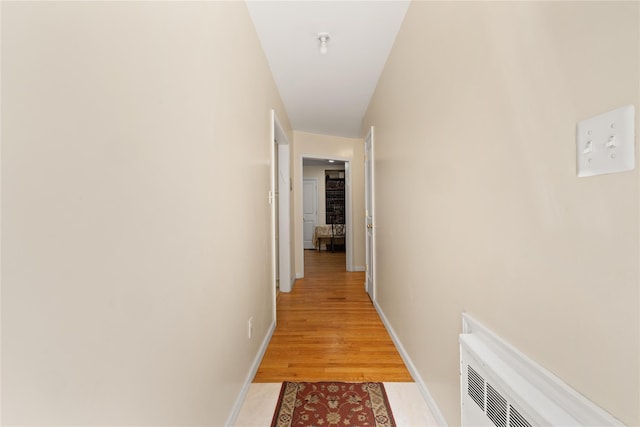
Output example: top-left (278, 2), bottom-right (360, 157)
top-left (1, 2), bottom-right (290, 425)
top-left (293, 131), bottom-right (364, 277)
top-left (303, 165), bottom-right (346, 230)
top-left (364, 2), bottom-right (639, 425)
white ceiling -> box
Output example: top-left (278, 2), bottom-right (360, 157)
top-left (303, 158), bottom-right (345, 166)
top-left (246, 1), bottom-right (410, 138)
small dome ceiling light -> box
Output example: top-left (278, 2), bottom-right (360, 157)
top-left (318, 33), bottom-right (330, 55)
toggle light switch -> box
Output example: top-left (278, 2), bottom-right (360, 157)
top-left (576, 105), bottom-right (635, 177)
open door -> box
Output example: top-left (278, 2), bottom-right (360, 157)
top-left (364, 127), bottom-right (374, 301)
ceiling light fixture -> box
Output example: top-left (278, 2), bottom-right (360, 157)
top-left (318, 33), bottom-right (330, 55)
top-left (328, 160), bottom-right (335, 163)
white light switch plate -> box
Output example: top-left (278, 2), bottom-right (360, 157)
top-left (576, 105), bottom-right (635, 177)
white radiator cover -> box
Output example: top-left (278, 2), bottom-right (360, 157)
top-left (460, 314), bottom-right (624, 427)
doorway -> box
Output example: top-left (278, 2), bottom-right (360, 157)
top-left (271, 111), bottom-right (292, 302)
top-left (300, 157), bottom-right (353, 276)
top-left (364, 127), bottom-right (374, 301)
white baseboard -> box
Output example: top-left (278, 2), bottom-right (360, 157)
top-left (295, 272), bottom-right (303, 279)
top-left (353, 266), bottom-right (365, 272)
top-left (224, 319), bottom-right (276, 427)
top-left (373, 301), bottom-right (449, 427)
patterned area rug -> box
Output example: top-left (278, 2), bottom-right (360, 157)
top-left (271, 382), bottom-right (396, 427)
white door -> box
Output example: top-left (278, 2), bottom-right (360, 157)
top-left (365, 128), bottom-right (374, 300)
top-left (277, 143), bottom-right (291, 292)
top-left (303, 179), bottom-right (317, 250)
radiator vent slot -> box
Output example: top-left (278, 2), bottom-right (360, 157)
top-left (464, 364), bottom-right (534, 427)
top-left (487, 383), bottom-right (508, 427)
top-left (468, 366), bottom-right (485, 411)
top-left (509, 405), bottom-right (532, 427)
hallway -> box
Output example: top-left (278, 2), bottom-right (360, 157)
top-left (235, 250), bottom-right (438, 425)
top-left (254, 250), bottom-right (412, 382)
top-left (4, 2), bottom-right (637, 425)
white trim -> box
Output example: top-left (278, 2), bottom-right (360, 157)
top-left (224, 320), bottom-right (276, 427)
top-left (374, 300), bottom-right (449, 426)
top-left (295, 272), bottom-right (304, 279)
top-left (275, 116), bottom-right (291, 293)
top-left (269, 110), bottom-right (277, 324)
top-left (344, 161), bottom-right (354, 272)
top-left (460, 313), bottom-right (624, 426)
top-left (370, 127), bottom-right (375, 299)
top-left (353, 266), bottom-right (365, 272)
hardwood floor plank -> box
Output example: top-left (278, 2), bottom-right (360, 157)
top-left (253, 250), bottom-right (413, 383)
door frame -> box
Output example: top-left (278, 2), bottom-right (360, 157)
top-left (271, 110), bottom-right (292, 306)
top-left (364, 127), bottom-right (375, 301)
top-left (299, 155), bottom-right (353, 277)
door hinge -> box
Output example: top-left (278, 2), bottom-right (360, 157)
top-left (269, 191), bottom-right (274, 204)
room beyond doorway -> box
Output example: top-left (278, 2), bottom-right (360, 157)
top-left (301, 157), bottom-right (350, 275)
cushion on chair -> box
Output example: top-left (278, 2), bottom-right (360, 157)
top-left (332, 224), bottom-right (345, 237)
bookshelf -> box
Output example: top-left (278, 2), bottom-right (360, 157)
top-left (325, 170), bottom-right (345, 224)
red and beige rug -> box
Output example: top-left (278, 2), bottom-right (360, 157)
top-left (271, 382), bottom-right (396, 427)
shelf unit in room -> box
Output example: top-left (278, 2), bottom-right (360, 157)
top-left (325, 170), bottom-right (345, 225)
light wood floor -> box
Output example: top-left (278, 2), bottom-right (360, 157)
top-left (253, 250), bottom-right (413, 382)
